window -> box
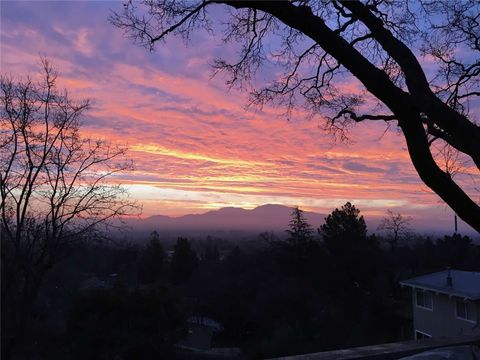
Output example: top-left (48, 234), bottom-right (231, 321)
top-left (415, 330), bottom-right (431, 340)
top-left (416, 290), bottom-right (433, 310)
top-left (456, 300), bottom-right (475, 322)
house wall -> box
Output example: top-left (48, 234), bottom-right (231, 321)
top-left (412, 291), bottom-right (480, 337)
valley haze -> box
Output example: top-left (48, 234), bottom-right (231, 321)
top-left (118, 204), bottom-right (478, 241)
top-left (121, 204), bottom-right (324, 240)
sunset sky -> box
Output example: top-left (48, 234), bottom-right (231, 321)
top-left (1, 1), bottom-right (478, 234)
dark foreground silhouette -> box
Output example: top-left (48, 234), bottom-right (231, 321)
top-left (2, 205), bottom-right (480, 359)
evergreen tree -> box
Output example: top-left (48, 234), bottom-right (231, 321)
top-left (286, 207), bottom-right (315, 250)
top-left (320, 202), bottom-right (368, 255)
top-left (203, 235), bottom-right (220, 263)
top-left (138, 231), bottom-right (165, 284)
top-left (204, 244), bottom-right (220, 263)
top-left (320, 202), bottom-right (378, 291)
top-left (170, 237), bottom-right (198, 284)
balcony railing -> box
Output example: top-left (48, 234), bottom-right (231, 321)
top-left (270, 335), bottom-right (480, 360)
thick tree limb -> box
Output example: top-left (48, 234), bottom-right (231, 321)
top-left (341, 0), bottom-right (480, 169)
top-left (401, 116), bottom-right (480, 232)
top-left (112, 0), bottom-right (480, 232)
top-left (219, 0), bottom-right (480, 232)
top-left (332, 109), bottom-right (396, 123)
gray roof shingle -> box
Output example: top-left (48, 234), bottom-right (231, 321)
top-left (400, 270), bottom-right (480, 300)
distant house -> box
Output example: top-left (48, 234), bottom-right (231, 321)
top-left (79, 276), bottom-right (107, 290)
top-left (176, 316), bottom-right (223, 351)
top-left (400, 269), bottom-right (480, 339)
top-left (79, 273), bottom-right (119, 291)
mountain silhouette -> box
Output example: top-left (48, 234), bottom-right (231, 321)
top-left (125, 204), bottom-right (325, 236)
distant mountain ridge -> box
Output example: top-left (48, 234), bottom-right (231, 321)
top-left (116, 204), bottom-right (478, 240)
top-left (127, 204), bottom-right (326, 235)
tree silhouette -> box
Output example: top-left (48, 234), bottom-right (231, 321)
top-left (283, 207), bottom-right (317, 260)
top-left (170, 237), bottom-right (198, 284)
top-left (0, 60), bottom-right (137, 357)
top-left (378, 210), bottom-right (413, 250)
top-left (320, 202), bottom-right (378, 290)
top-left (287, 207), bottom-right (315, 246)
top-left (320, 202), bottom-right (368, 253)
top-left (138, 231), bottom-right (165, 284)
top-left (111, 0), bottom-right (480, 232)
top-left (203, 244), bottom-right (220, 263)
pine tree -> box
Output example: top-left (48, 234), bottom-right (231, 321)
top-left (320, 202), bottom-right (379, 290)
top-left (286, 207), bottom-right (315, 248)
top-left (170, 237), bottom-right (198, 285)
top-left (281, 207), bottom-right (317, 260)
top-left (320, 202), bottom-right (368, 255)
top-left (139, 230), bottom-right (165, 284)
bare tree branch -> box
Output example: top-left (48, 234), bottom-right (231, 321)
top-left (1, 62), bottom-right (140, 347)
top-left (110, 0), bottom-right (480, 232)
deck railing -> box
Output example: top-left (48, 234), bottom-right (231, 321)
top-left (270, 335), bottom-right (480, 360)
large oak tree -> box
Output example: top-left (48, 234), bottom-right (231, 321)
top-left (112, 0), bottom-right (480, 232)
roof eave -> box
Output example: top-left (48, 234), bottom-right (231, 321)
top-left (400, 282), bottom-right (480, 301)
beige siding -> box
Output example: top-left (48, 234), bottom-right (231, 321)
top-left (412, 291), bottom-right (480, 337)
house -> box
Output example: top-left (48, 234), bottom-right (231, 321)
top-left (79, 273), bottom-right (119, 290)
top-left (400, 269), bottom-right (480, 339)
top-left (176, 316), bottom-right (223, 351)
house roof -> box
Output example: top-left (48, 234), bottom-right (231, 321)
top-left (187, 316), bottom-right (223, 331)
top-left (79, 276), bottom-right (107, 290)
top-left (400, 270), bottom-right (480, 300)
